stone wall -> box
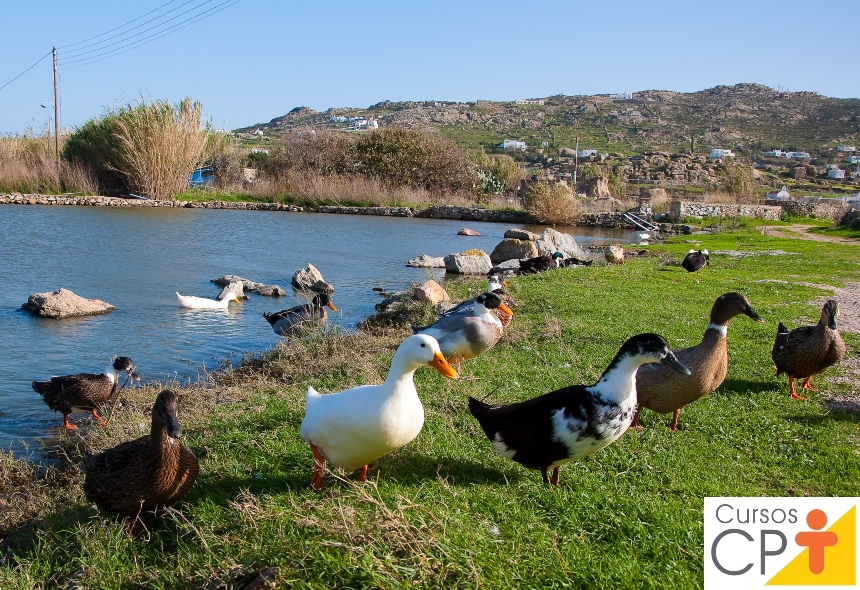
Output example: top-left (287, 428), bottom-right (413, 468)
top-left (415, 205), bottom-right (531, 223)
top-left (764, 199), bottom-right (851, 221)
top-left (669, 200), bottom-right (781, 221)
top-left (0, 193), bottom-right (303, 211)
top-left (316, 205), bottom-right (415, 217)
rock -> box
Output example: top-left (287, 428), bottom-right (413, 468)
top-left (534, 228), bottom-right (590, 262)
top-left (210, 275), bottom-right (264, 291)
top-left (434, 301), bottom-right (456, 314)
top-left (489, 259), bottom-right (522, 274)
top-left (217, 281), bottom-right (247, 300)
top-left (291, 264), bottom-right (334, 293)
top-left (641, 187), bottom-right (668, 202)
top-left (444, 251), bottom-right (493, 274)
top-left (503, 228), bottom-right (541, 241)
top-left (490, 238), bottom-right (538, 264)
top-left (605, 245), bottom-right (625, 265)
top-left (457, 228), bottom-right (481, 236)
top-left (412, 280), bottom-right (449, 305)
top-left (586, 176), bottom-right (612, 198)
top-left (256, 284), bottom-right (288, 297)
top-left (406, 254), bottom-right (446, 268)
top-left (559, 147), bottom-right (576, 157)
top-left (22, 288), bottom-right (114, 319)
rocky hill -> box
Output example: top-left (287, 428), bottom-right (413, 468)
top-left (238, 84), bottom-right (860, 157)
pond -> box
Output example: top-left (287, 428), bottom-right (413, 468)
top-left (0, 205), bottom-right (640, 458)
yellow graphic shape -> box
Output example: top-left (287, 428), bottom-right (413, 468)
top-left (767, 506), bottom-right (855, 586)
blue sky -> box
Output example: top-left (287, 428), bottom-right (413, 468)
top-left (1, 0), bottom-right (857, 135)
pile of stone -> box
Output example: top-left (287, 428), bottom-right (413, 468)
top-left (22, 288), bottom-right (114, 319)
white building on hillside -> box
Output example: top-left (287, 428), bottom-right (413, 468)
top-left (847, 155), bottom-right (860, 164)
top-left (502, 139), bottom-right (527, 151)
top-left (578, 149), bottom-right (598, 158)
top-left (827, 168), bottom-right (845, 179)
top-left (710, 148), bottom-right (735, 158)
top-left (515, 99), bottom-right (545, 105)
top-left (837, 145), bottom-right (856, 152)
top-left (764, 149), bottom-right (787, 158)
top-left (786, 151), bottom-right (811, 159)
top-left (610, 92), bottom-right (633, 99)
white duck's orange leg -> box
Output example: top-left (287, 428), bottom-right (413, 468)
top-left (357, 465), bottom-right (368, 482)
top-left (309, 441), bottom-right (325, 490)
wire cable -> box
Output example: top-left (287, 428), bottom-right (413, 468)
top-left (60, 0), bottom-right (214, 58)
top-left (0, 50), bottom-right (53, 93)
top-left (61, 0), bottom-right (242, 69)
top-left (59, 0), bottom-right (181, 49)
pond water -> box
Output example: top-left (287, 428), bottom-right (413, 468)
top-left (0, 205), bottom-right (639, 459)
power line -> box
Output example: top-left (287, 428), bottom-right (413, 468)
top-left (61, 0), bottom-right (215, 59)
top-left (61, 0), bottom-right (243, 69)
top-left (0, 50), bottom-right (53, 93)
top-left (59, 0), bottom-right (182, 49)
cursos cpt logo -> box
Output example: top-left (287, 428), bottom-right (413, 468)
top-left (705, 497), bottom-right (858, 589)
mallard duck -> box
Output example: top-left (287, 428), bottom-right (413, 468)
top-left (300, 334), bottom-right (458, 489)
top-left (518, 253), bottom-right (561, 274)
top-left (82, 390), bottom-right (199, 521)
top-left (682, 249), bottom-right (709, 272)
top-left (176, 291), bottom-right (241, 309)
top-left (412, 292), bottom-right (513, 365)
top-left (772, 299), bottom-right (846, 400)
top-left (468, 333), bottom-right (690, 486)
top-left (441, 273), bottom-right (514, 327)
top-left (262, 293), bottom-right (338, 338)
top-left (32, 356), bottom-right (138, 430)
top-left (632, 292), bottom-right (763, 430)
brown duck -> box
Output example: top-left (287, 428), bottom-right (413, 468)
top-left (772, 299), bottom-right (846, 400)
top-left (32, 356), bottom-right (137, 430)
top-left (82, 390), bottom-right (199, 521)
top-left (631, 293), bottom-right (764, 430)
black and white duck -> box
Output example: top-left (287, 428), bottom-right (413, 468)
top-left (262, 293), bottom-right (338, 338)
top-left (32, 356), bottom-right (138, 430)
top-left (468, 333), bottom-right (690, 486)
top-left (682, 249), bottom-right (709, 272)
top-left (518, 252), bottom-right (563, 274)
top-left (441, 273), bottom-right (514, 327)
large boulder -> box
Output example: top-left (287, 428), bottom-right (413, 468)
top-left (210, 275), bottom-right (264, 291)
top-left (444, 251), bottom-right (493, 275)
top-left (490, 238), bottom-right (538, 264)
top-left (256, 284), bottom-right (288, 297)
top-left (534, 228), bottom-right (590, 262)
top-left (489, 259), bottom-right (522, 274)
top-left (457, 227), bottom-right (481, 236)
top-left (504, 228), bottom-right (541, 241)
top-left (291, 264), bottom-right (334, 294)
top-left (22, 288), bottom-right (114, 319)
top-left (586, 176), bottom-right (612, 198)
top-left (406, 254), bottom-right (446, 268)
top-left (412, 280), bottom-right (449, 305)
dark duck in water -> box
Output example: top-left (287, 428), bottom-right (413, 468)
top-left (632, 292), bottom-right (763, 430)
top-left (262, 293), bottom-right (338, 338)
top-left (772, 299), bottom-right (846, 400)
top-left (32, 356), bottom-right (137, 430)
top-left (468, 333), bottom-right (690, 486)
top-left (682, 249), bottom-right (709, 272)
top-left (82, 390), bottom-right (199, 524)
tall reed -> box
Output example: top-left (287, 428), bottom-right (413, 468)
top-left (0, 132), bottom-right (97, 195)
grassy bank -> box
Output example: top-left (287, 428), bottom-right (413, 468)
top-left (1, 229), bottom-right (858, 589)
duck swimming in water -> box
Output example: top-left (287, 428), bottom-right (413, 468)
top-left (263, 293), bottom-right (338, 338)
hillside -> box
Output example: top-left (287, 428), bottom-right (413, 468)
top-left (238, 83), bottom-right (860, 156)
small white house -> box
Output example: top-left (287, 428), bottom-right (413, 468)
top-left (848, 155), bottom-right (860, 164)
top-left (250, 148), bottom-right (269, 155)
top-left (541, 141), bottom-right (549, 148)
top-left (766, 185), bottom-right (791, 200)
top-left (764, 149), bottom-right (786, 158)
top-left (836, 145), bottom-right (856, 152)
top-left (710, 148), bottom-right (735, 158)
top-left (786, 151), bottom-right (811, 159)
top-left (515, 99), bottom-right (545, 105)
top-left (502, 139), bottom-right (527, 151)
top-left (610, 92), bottom-right (633, 99)
top-left (578, 149), bottom-right (598, 158)
top-left (330, 116), bottom-right (348, 123)
top-left (254, 129), bottom-right (264, 136)
top-left (827, 168), bottom-right (845, 179)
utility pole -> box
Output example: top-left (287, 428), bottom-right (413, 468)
top-left (52, 47), bottom-right (60, 172)
top-left (573, 135), bottom-right (579, 185)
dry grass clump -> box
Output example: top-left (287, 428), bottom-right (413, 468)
top-left (523, 181), bottom-right (583, 224)
top-left (0, 133), bottom-right (97, 195)
top-left (358, 299), bottom-right (438, 336)
top-left (715, 161), bottom-right (758, 203)
top-left (700, 189), bottom-right (762, 205)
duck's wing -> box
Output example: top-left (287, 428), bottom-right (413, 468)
top-left (32, 373), bottom-right (112, 410)
top-left (83, 436), bottom-right (151, 477)
top-left (441, 298), bottom-right (477, 317)
top-left (264, 303), bottom-right (309, 323)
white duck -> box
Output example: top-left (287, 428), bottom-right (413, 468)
top-left (176, 291), bottom-right (241, 309)
top-left (300, 334), bottom-right (458, 489)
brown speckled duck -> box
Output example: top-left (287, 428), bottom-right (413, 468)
top-left (82, 390), bottom-right (199, 521)
top-left (631, 293), bottom-right (763, 430)
top-left (32, 357), bottom-right (137, 430)
top-left (772, 299), bottom-right (846, 400)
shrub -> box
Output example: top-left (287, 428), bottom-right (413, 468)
top-left (1, 132), bottom-right (97, 194)
top-left (474, 153), bottom-right (525, 197)
top-left (523, 181), bottom-right (582, 224)
top-left (716, 161), bottom-right (757, 202)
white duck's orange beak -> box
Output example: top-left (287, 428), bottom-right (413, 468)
top-left (428, 351), bottom-right (458, 379)
top-left (498, 303), bottom-right (513, 316)
top-left (327, 301), bottom-right (338, 312)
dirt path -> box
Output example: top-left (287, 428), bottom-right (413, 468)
top-left (758, 224), bottom-right (860, 245)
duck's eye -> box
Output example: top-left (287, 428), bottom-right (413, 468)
top-left (420, 343), bottom-right (426, 348)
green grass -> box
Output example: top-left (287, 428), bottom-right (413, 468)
top-left (1, 228), bottom-right (858, 589)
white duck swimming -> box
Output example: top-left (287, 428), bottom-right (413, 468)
top-left (300, 334), bottom-right (458, 489)
top-left (176, 291), bottom-right (241, 309)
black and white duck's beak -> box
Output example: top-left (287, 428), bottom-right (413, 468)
top-left (129, 371), bottom-right (141, 382)
top-left (166, 414), bottom-right (182, 439)
top-left (327, 300), bottom-right (338, 312)
top-left (661, 351), bottom-right (691, 375)
top-left (744, 305), bottom-right (765, 323)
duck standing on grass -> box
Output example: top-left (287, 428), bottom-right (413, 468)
top-left (32, 356), bottom-right (138, 430)
top-left (468, 333), bottom-right (690, 486)
top-left (682, 249), bottom-right (709, 272)
top-left (263, 293), bottom-right (338, 338)
top-left (412, 292), bottom-right (513, 367)
top-left (772, 299), bottom-right (846, 400)
top-left (82, 390), bottom-right (199, 528)
top-left (441, 273), bottom-right (514, 327)
top-left (300, 334), bottom-right (458, 490)
top-left (632, 292), bottom-right (764, 430)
